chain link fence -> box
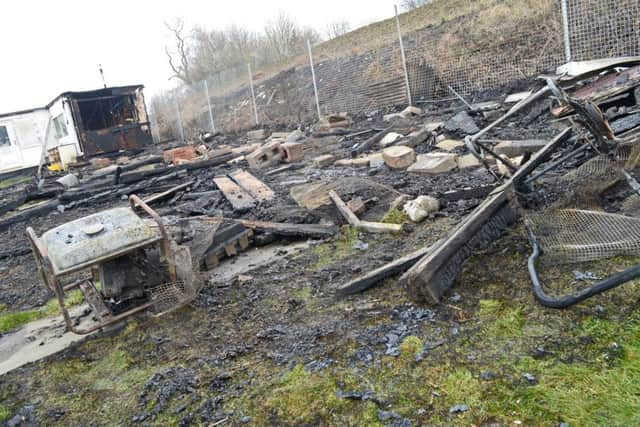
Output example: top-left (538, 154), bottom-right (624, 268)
top-left (151, 0), bottom-right (640, 141)
top-left (565, 0), bottom-right (640, 62)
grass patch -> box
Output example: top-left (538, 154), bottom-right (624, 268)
top-left (312, 226), bottom-right (361, 269)
top-left (479, 299), bottom-right (525, 339)
top-left (381, 207), bottom-right (410, 225)
top-left (0, 404), bottom-right (10, 422)
top-left (291, 286), bottom-right (313, 302)
top-left (42, 342), bottom-right (158, 425)
top-left (253, 364), bottom-right (347, 425)
top-left (0, 289), bottom-right (84, 333)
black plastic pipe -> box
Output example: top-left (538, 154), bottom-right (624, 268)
top-left (528, 238), bottom-right (640, 308)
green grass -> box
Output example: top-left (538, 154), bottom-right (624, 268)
top-left (312, 226), bottom-right (361, 269)
top-left (0, 289), bottom-right (84, 333)
top-left (381, 208), bottom-right (410, 225)
top-left (0, 404), bottom-right (10, 422)
top-left (251, 364), bottom-right (348, 425)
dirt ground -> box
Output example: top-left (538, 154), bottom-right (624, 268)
top-left (2, 92), bottom-right (640, 426)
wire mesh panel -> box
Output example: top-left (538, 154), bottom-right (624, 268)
top-left (527, 209), bottom-right (640, 264)
top-left (407, 0), bottom-right (564, 102)
top-left (565, 0), bottom-right (640, 61)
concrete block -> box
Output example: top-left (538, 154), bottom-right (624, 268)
top-left (497, 155), bottom-right (523, 176)
top-left (408, 153), bottom-right (457, 174)
top-left (247, 129), bottom-right (269, 140)
top-left (367, 152), bottom-right (385, 168)
top-left (382, 146), bottom-right (416, 169)
top-left (424, 122), bottom-right (444, 132)
top-left (379, 132), bottom-right (404, 147)
top-left (494, 140), bottom-right (547, 158)
top-left (383, 113), bottom-right (405, 122)
top-left (435, 139), bottom-right (464, 151)
top-left (505, 91), bottom-right (532, 103)
top-left (402, 106), bottom-right (422, 116)
top-left (456, 154), bottom-right (482, 169)
top-left (286, 129), bottom-right (305, 142)
top-left (163, 146), bottom-right (198, 165)
top-left (335, 158), bottom-right (370, 167)
top-left (282, 142), bottom-right (304, 163)
top-left (313, 154), bottom-right (335, 167)
top-left (90, 157), bottom-right (112, 168)
top-left (246, 141), bottom-right (284, 170)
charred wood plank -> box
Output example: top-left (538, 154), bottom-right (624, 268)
top-left (137, 180), bottom-right (195, 206)
top-left (188, 217), bottom-right (337, 239)
top-left (229, 170), bottom-right (274, 201)
top-left (0, 245), bottom-right (31, 260)
top-left (213, 176), bottom-right (256, 211)
top-left (119, 166), bottom-right (171, 185)
top-left (350, 125), bottom-right (395, 157)
top-left (175, 153), bottom-right (236, 171)
top-left (337, 241), bottom-right (442, 295)
top-left (0, 199), bottom-right (60, 232)
top-left (394, 127), bottom-right (433, 148)
top-left (329, 190), bottom-right (402, 233)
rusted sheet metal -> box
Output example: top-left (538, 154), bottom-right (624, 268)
top-left (552, 65), bottom-right (640, 117)
top-left (80, 123), bottom-right (152, 156)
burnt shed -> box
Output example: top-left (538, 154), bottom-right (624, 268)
top-left (65, 85), bottom-right (152, 157)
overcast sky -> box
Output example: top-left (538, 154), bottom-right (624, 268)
top-left (0, 0), bottom-right (399, 114)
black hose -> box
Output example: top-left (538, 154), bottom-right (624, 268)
top-left (528, 237), bottom-right (640, 308)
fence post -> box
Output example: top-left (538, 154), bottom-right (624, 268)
top-left (248, 63), bottom-right (259, 126)
top-left (307, 39), bottom-right (322, 121)
top-left (174, 98), bottom-right (185, 143)
top-left (394, 4), bottom-right (412, 106)
top-left (204, 80), bottom-right (216, 133)
top-left (561, 0), bottom-right (572, 62)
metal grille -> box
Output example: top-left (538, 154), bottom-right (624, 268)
top-left (148, 281), bottom-right (195, 315)
top-left (407, 0), bottom-right (563, 101)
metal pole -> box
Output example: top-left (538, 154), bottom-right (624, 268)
top-left (247, 63), bottom-right (259, 126)
top-left (307, 39), bottom-right (322, 121)
top-left (561, 0), bottom-right (572, 62)
top-left (174, 99), bottom-right (185, 143)
top-left (204, 80), bottom-right (216, 133)
top-left (394, 4), bottom-right (412, 106)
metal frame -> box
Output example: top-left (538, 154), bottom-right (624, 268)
top-left (26, 195), bottom-right (176, 334)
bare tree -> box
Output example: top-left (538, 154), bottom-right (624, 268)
top-left (326, 20), bottom-right (351, 40)
top-left (264, 12), bottom-right (303, 62)
top-left (165, 18), bottom-right (193, 84)
top-left (400, 0), bottom-right (432, 11)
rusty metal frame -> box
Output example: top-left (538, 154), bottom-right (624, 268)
top-left (26, 195), bottom-right (176, 334)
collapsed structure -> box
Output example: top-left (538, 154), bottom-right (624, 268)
top-left (3, 56), bottom-right (640, 335)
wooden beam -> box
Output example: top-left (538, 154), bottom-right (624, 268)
top-left (336, 240), bottom-right (442, 295)
top-left (139, 180), bottom-right (195, 206)
top-left (186, 216), bottom-right (337, 239)
top-left (328, 190), bottom-right (402, 233)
